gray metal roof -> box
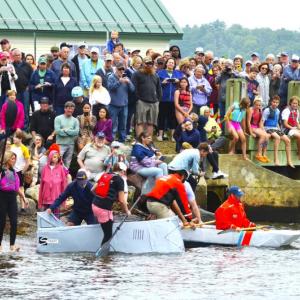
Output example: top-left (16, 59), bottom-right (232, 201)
top-left (0, 0), bottom-right (182, 36)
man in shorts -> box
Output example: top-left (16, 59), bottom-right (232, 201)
top-left (132, 56), bottom-right (162, 137)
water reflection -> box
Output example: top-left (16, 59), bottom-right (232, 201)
top-left (0, 228), bottom-right (299, 299)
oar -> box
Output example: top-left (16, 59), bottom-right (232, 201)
top-left (200, 208), bottom-right (215, 218)
top-left (182, 219), bottom-right (215, 229)
top-left (95, 196), bottom-right (142, 258)
top-left (217, 225), bottom-right (270, 235)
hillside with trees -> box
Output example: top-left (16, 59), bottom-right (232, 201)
top-left (171, 21), bottom-right (300, 59)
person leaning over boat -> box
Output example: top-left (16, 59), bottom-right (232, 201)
top-left (215, 186), bottom-right (255, 230)
top-left (91, 162), bottom-right (130, 246)
top-left (46, 169), bottom-right (97, 226)
top-left (144, 169), bottom-right (193, 226)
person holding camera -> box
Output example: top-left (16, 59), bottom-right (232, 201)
top-left (107, 62), bottom-right (134, 143)
top-left (188, 65), bottom-right (212, 115)
top-left (215, 59), bottom-right (239, 122)
top-left (157, 57), bottom-right (183, 142)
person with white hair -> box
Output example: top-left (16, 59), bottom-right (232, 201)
top-left (188, 65), bottom-right (212, 114)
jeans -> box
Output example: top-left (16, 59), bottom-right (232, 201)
top-left (59, 144), bottom-right (74, 169)
top-left (108, 104), bottom-right (128, 142)
top-left (219, 102), bottom-right (226, 133)
top-left (137, 163), bottom-right (168, 194)
top-left (126, 103), bottom-right (135, 135)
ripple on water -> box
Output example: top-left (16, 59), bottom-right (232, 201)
top-left (0, 231), bottom-right (300, 300)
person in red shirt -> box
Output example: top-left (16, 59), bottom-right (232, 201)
top-left (215, 186), bottom-right (256, 230)
top-left (145, 169), bottom-right (192, 226)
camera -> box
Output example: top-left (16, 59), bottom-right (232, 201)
top-left (168, 78), bottom-right (176, 83)
top-left (122, 73), bottom-right (127, 78)
top-left (83, 112), bottom-right (89, 117)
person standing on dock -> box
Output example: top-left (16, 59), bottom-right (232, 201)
top-left (215, 186), bottom-right (255, 230)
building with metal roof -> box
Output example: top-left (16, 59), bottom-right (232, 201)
top-left (0, 0), bottom-right (182, 58)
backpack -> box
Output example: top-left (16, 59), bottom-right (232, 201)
top-left (95, 173), bottom-right (115, 198)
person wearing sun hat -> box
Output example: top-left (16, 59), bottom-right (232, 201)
top-left (215, 186), bottom-right (256, 230)
top-left (46, 169), bottom-right (97, 226)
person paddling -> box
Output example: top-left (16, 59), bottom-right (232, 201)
top-left (215, 186), bottom-right (255, 231)
top-left (46, 169), bottom-right (97, 226)
top-left (91, 162), bottom-right (130, 246)
top-left (144, 169), bottom-right (193, 227)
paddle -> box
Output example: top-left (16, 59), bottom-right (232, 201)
top-left (217, 225), bottom-right (270, 235)
top-left (95, 196), bottom-right (141, 258)
top-left (182, 219), bottom-right (215, 229)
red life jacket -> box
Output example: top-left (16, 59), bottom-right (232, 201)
top-left (215, 194), bottom-right (255, 230)
top-left (95, 173), bottom-right (115, 198)
top-left (287, 109), bottom-right (298, 127)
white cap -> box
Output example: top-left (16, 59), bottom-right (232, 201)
top-left (90, 47), bottom-right (99, 54)
top-left (245, 60), bottom-right (253, 66)
top-left (225, 59), bottom-right (233, 65)
top-left (195, 47), bottom-right (204, 54)
top-left (111, 141), bottom-right (122, 148)
top-left (291, 54), bottom-right (299, 61)
top-left (234, 54), bottom-right (243, 59)
top-left (78, 42), bottom-right (87, 48)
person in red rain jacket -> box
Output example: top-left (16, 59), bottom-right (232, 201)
top-left (215, 186), bottom-right (256, 230)
top-left (145, 169), bottom-right (192, 226)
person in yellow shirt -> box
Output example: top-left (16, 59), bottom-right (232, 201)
top-left (10, 131), bottom-right (30, 211)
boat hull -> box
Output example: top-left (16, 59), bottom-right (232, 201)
top-left (181, 225), bottom-right (300, 248)
top-left (37, 212), bottom-right (184, 254)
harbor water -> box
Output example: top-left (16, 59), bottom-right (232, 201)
top-left (1, 224), bottom-right (300, 300)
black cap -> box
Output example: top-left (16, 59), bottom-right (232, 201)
top-left (60, 42), bottom-right (72, 49)
top-left (0, 38), bottom-right (9, 45)
top-left (39, 97), bottom-right (49, 104)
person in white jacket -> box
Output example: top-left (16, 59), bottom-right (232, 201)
top-left (0, 52), bottom-right (18, 108)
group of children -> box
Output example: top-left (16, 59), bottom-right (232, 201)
top-left (225, 95), bottom-right (300, 167)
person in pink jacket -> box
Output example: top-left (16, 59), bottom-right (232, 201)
top-left (0, 90), bottom-right (24, 136)
top-left (38, 150), bottom-right (68, 212)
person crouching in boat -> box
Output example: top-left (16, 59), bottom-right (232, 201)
top-left (215, 186), bottom-right (256, 230)
top-left (46, 169), bottom-right (97, 226)
top-left (144, 169), bottom-right (193, 227)
top-left (91, 162), bottom-right (130, 246)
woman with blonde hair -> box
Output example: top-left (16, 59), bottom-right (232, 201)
top-left (89, 75), bottom-right (111, 118)
top-left (0, 151), bottom-right (28, 252)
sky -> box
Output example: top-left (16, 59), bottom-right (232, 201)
top-left (161, 0), bottom-right (300, 31)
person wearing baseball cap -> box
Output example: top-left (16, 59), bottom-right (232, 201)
top-left (215, 185), bottom-right (256, 230)
top-left (71, 42), bottom-right (89, 83)
top-left (47, 169), bottom-right (97, 226)
top-left (0, 39), bottom-right (11, 52)
top-left (50, 46), bottom-right (60, 60)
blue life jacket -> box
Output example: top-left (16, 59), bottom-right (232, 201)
top-left (230, 102), bottom-right (246, 122)
top-left (264, 107), bottom-right (279, 128)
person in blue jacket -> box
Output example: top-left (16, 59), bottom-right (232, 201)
top-left (29, 56), bottom-right (56, 110)
top-left (157, 58), bottom-right (183, 141)
top-left (54, 63), bottom-right (78, 115)
top-left (46, 169), bottom-right (96, 226)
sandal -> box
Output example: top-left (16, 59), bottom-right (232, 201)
top-left (255, 155), bottom-right (267, 163)
top-left (263, 156), bottom-right (271, 163)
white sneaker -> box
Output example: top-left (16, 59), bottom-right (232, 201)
top-left (218, 171), bottom-right (228, 178)
top-left (212, 171), bottom-right (228, 179)
top-left (157, 136), bottom-right (163, 142)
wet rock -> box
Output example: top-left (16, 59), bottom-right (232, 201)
top-left (25, 185), bottom-right (39, 203)
top-left (17, 197), bottom-right (36, 215)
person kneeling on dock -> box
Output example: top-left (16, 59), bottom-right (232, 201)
top-left (91, 162), bottom-right (130, 246)
top-left (144, 169), bottom-right (193, 227)
top-left (215, 186), bottom-right (255, 230)
top-left (46, 169), bottom-right (97, 226)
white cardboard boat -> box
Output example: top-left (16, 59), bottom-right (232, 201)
top-left (181, 225), bottom-right (300, 248)
top-left (36, 212), bottom-right (184, 254)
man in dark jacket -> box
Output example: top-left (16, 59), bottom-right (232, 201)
top-left (30, 97), bottom-right (55, 143)
top-left (71, 42), bottom-right (89, 84)
top-left (132, 56), bottom-right (162, 137)
top-left (95, 53), bottom-right (114, 88)
top-left (46, 170), bottom-right (96, 226)
top-left (12, 48), bottom-right (33, 130)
